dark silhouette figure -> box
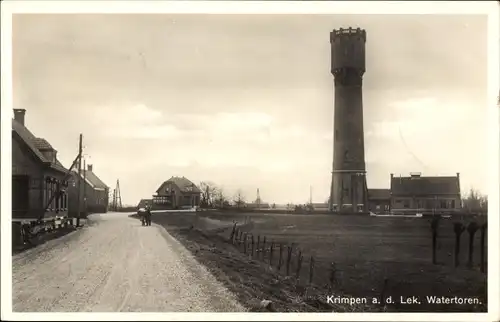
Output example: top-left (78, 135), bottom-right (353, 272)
top-left (480, 222), bottom-right (487, 273)
top-left (467, 222), bottom-right (479, 268)
top-left (145, 207), bottom-right (152, 226)
top-left (453, 222), bottom-right (465, 267)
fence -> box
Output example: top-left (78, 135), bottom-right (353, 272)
top-left (430, 218), bottom-right (488, 273)
top-left (223, 217), bottom-right (488, 290)
top-left (226, 223), bottom-right (341, 289)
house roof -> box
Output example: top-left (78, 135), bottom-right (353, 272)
top-left (72, 169), bottom-right (109, 190)
top-left (12, 119), bottom-right (69, 174)
top-left (34, 138), bottom-right (54, 150)
top-left (368, 189), bottom-right (391, 200)
top-left (390, 175), bottom-right (460, 196)
top-left (156, 176), bottom-right (201, 194)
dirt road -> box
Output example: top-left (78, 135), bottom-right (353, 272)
top-left (12, 212), bottom-right (245, 312)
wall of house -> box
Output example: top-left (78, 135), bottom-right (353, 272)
top-left (12, 136), bottom-right (44, 219)
top-left (68, 176), bottom-right (108, 216)
top-left (12, 137), bottom-right (70, 219)
top-left (44, 168), bottom-right (69, 219)
top-left (391, 195), bottom-right (461, 213)
top-left (368, 200), bottom-right (390, 213)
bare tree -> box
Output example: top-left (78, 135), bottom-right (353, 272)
top-left (462, 188), bottom-right (488, 214)
top-left (199, 181), bottom-right (218, 208)
top-left (215, 188), bottom-right (230, 208)
top-left (233, 189), bottom-right (246, 209)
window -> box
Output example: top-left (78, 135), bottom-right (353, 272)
top-left (403, 200), bottom-right (410, 208)
top-left (451, 199), bottom-right (455, 209)
top-left (440, 200), bottom-right (447, 209)
top-left (384, 204), bottom-right (390, 211)
top-left (375, 205), bottom-right (381, 210)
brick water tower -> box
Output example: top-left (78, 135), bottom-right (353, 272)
top-left (328, 27), bottom-right (368, 213)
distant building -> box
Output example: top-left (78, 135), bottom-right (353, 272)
top-left (153, 176), bottom-right (201, 209)
top-left (137, 199), bottom-right (153, 209)
top-left (68, 164), bottom-right (109, 215)
top-left (390, 172), bottom-right (462, 215)
top-left (12, 109), bottom-right (70, 221)
top-left (311, 203), bottom-right (329, 211)
top-left (245, 202), bottom-right (270, 209)
top-left (367, 189), bottom-right (391, 214)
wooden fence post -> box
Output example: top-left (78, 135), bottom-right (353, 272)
top-left (251, 234), bottom-right (255, 258)
top-left (480, 222), bottom-right (487, 273)
top-left (256, 235), bottom-right (260, 256)
top-left (309, 256), bottom-right (315, 285)
top-left (286, 244), bottom-right (294, 275)
top-left (277, 244), bottom-right (284, 271)
top-left (431, 217), bottom-right (440, 264)
top-left (296, 250), bottom-right (303, 280)
top-left (243, 233), bottom-right (248, 254)
top-left (269, 242), bottom-right (274, 265)
top-left (229, 223), bottom-right (237, 243)
top-left (262, 236), bottom-right (267, 260)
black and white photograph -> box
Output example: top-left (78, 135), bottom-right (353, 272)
top-left (1, 1), bottom-right (499, 321)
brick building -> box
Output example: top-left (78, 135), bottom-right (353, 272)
top-left (68, 164), bottom-right (109, 215)
top-left (12, 109), bottom-right (70, 221)
top-left (390, 172), bottom-right (462, 215)
top-left (153, 176), bottom-right (201, 209)
top-left (367, 189), bottom-right (391, 214)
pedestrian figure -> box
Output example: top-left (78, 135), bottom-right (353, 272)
top-left (145, 205), bottom-right (152, 226)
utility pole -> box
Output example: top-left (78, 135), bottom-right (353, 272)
top-left (76, 134), bottom-right (83, 227)
top-left (83, 157), bottom-right (87, 216)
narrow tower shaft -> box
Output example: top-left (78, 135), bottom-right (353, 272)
top-left (329, 27), bottom-right (368, 213)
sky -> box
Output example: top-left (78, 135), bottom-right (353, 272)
top-left (12, 13), bottom-right (488, 206)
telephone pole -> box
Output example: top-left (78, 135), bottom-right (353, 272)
top-left (76, 134), bottom-right (83, 227)
top-left (83, 157), bottom-right (87, 216)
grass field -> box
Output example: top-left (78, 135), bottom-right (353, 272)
top-left (147, 211), bottom-right (488, 313)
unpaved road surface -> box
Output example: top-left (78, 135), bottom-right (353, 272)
top-left (12, 212), bottom-right (245, 312)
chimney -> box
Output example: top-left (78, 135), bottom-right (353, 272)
top-left (13, 109), bottom-right (26, 126)
top-left (456, 172), bottom-right (460, 179)
top-left (390, 173), bottom-right (394, 179)
top-left (88, 164), bottom-right (93, 172)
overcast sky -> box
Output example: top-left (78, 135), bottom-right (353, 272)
top-left (12, 14), bottom-right (488, 205)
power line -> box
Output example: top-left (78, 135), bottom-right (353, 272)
top-left (398, 125), bottom-right (429, 171)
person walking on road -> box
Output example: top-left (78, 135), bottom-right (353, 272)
top-left (145, 205), bottom-right (152, 226)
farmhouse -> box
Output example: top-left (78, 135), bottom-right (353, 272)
top-left (12, 109), bottom-right (70, 220)
top-left (137, 199), bottom-right (153, 209)
top-left (390, 172), bottom-right (462, 215)
top-left (153, 176), bottom-right (201, 209)
top-left (367, 189), bottom-right (391, 214)
top-left (68, 164), bottom-right (109, 215)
